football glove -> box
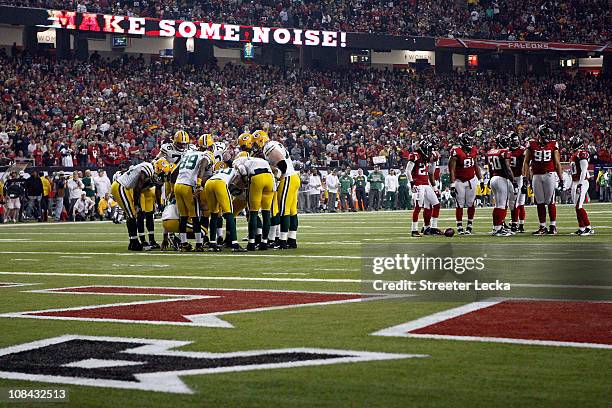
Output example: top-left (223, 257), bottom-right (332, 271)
top-left (521, 177), bottom-right (529, 194)
top-left (450, 184), bottom-right (457, 198)
top-left (512, 182), bottom-right (519, 196)
top-left (410, 182), bottom-right (418, 194)
top-left (480, 181), bottom-right (486, 192)
top-left (558, 178), bottom-right (564, 191)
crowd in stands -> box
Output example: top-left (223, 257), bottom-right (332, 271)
top-left (1, 50), bottom-right (610, 173)
top-left (0, 0), bottom-right (609, 43)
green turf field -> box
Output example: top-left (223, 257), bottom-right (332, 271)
top-left (0, 203), bottom-right (610, 407)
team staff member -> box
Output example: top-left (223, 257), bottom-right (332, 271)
top-left (354, 169), bottom-right (367, 210)
top-left (204, 165), bottom-right (246, 252)
top-left (233, 155), bottom-right (275, 251)
top-left (339, 169), bottom-right (355, 212)
top-left (111, 158), bottom-right (171, 251)
top-left (252, 130), bottom-right (301, 249)
top-left (174, 136), bottom-right (214, 252)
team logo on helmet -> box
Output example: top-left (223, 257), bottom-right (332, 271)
top-left (154, 158), bottom-right (171, 175)
top-left (508, 131), bottom-right (522, 149)
top-left (252, 130), bottom-right (270, 149)
top-left (538, 125), bottom-right (554, 144)
top-left (458, 132), bottom-right (474, 149)
top-left (238, 133), bottom-right (254, 150)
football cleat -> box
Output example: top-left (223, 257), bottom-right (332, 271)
top-left (574, 229), bottom-right (583, 235)
top-left (492, 229), bottom-right (513, 237)
top-left (128, 241), bottom-right (144, 251)
top-left (278, 240), bottom-right (289, 249)
top-left (257, 242), bottom-right (268, 251)
top-left (580, 227), bottom-right (594, 236)
top-left (180, 242), bottom-right (193, 252)
top-left (429, 228), bottom-right (443, 235)
top-left (149, 240), bottom-right (160, 250)
top-left (457, 227), bottom-right (465, 235)
top-left (217, 236), bottom-right (224, 246)
top-left (411, 231), bottom-right (422, 237)
top-left (140, 240), bottom-right (152, 251)
top-left (232, 244), bottom-right (247, 252)
top-left (518, 224), bottom-right (525, 233)
top-left (532, 226), bottom-right (548, 235)
top-left (422, 227), bottom-right (432, 235)
top-left (246, 243), bottom-right (257, 251)
top-left (464, 227), bottom-right (473, 235)
top-left (547, 225), bottom-right (558, 235)
top-left (287, 238), bottom-right (297, 249)
top-left (208, 243), bottom-right (222, 252)
top-left (510, 223), bottom-right (518, 233)
top-left (194, 243), bottom-right (205, 252)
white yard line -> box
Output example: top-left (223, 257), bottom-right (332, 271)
top-left (0, 271), bottom-right (611, 290)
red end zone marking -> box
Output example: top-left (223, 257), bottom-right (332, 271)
top-left (2, 286), bottom-right (391, 328)
top-left (372, 299), bottom-right (612, 349)
top-left (412, 300), bottom-right (612, 345)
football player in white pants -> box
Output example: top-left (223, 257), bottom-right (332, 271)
top-left (569, 136), bottom-right (593, 236)
top-left (486, 134), bottom-right (518, 236)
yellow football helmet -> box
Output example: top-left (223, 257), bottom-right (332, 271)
top-left (198, 134), bottom-right (214, 148)
top-left (173, 130), bottom-right (190, 151)
top-left (238, 133), bottom-right (254, 150)
top-left (235, 151), bottom-right (249, 159)
top-left (213, 161), bottom-right (228, 171)
top-left (153, 158), bottom-right (171, 175)
top-left (252, 130), bottom-right (269, 149)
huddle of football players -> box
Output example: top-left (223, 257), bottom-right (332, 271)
top-left (406, 125), bottom-right (593, 237)
top-left (111, 129), bottom-right (300, 251)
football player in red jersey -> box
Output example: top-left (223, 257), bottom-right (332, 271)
top-left (569, 136), bottom-right (593, 235)
top-left (522, 125), bottom-right (564, 235)
top-left (486, 134), bottom-right (518, 236)
top-left (448, 132), bottom-right (485, 235)
top-left (508, 132), bottom-right (526, 233)
top-left (422, 136), bottom-right (442, 235)
top-left (406, 139), bottom-right (441, 237)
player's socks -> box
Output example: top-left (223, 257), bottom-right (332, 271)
top-left (261, 210), bottom-right (271, 243)
top-left (423, 208), bottom-right (432, 228)
top-left (536, 204), bottom-right (546, 225)
top-left (411, 221), bottom-right (418, 232)
top-left (209, 214), bottom-right (218, 242)
top-left (455, 207), bottom-right (463, 228)
top-left (223, 213), bottom-right (238, 242)
top-left (548, 204), bottom-right (557, 224)
top-left (579, 208), bottom-right (590, 227)
top-left (248, 211), bottom-right (258, 240)
top-left (289, 215), bottom-right (298, 236)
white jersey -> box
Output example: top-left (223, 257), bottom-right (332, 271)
top-left (212, 142), bottom-right (226, 163)
top-left (175, 151), bottom-right (212, 186)
top-left (160, 143), bottom-right (196, 165)
top-left (210, 168), bottom-right (239, 185)
top-left (162, 202), bottom-right (179, 221)
top-left (236, 157), bottom-right (272, 177)
top-left (263, 141), bottom-right (296, 177)
top-left (117, 162), bottom-right (155, 189)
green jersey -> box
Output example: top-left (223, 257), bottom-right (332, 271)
top-left (398, 174), bottom-right (409, 188)
top-left (368, 171), bottom-right (384, 190)
top-left (354, 175), bottom-right (367, 188)
top-left (82, 177), bottom-right (95, 198)
top-left (339, 175), bottom-right (353, 194)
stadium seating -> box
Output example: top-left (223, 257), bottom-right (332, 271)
top-left (0, 50), bottom-right (610, 169)
top-left (0, 0), bottom-right (609, 44)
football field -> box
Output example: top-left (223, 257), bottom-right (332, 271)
top-left (0, 203), bottom-right (611, 407)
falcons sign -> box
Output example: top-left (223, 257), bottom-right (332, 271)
top-left (0, 335), bottom-right (425, 393)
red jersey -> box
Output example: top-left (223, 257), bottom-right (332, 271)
top-left (450, 146), bottom-right (478, 182)
top-left (430, 151), bottom-right (441, 181)
top-left (486, 148), bottom-right (511, 178)
top-left (570, 150), bottom-right (589, 182)
top-left (408, 152), bottom-right (431, 186)
top-left (509, 147), bottom-right (525, 178)
top-left (527, 139), bottom-right (558, 174)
